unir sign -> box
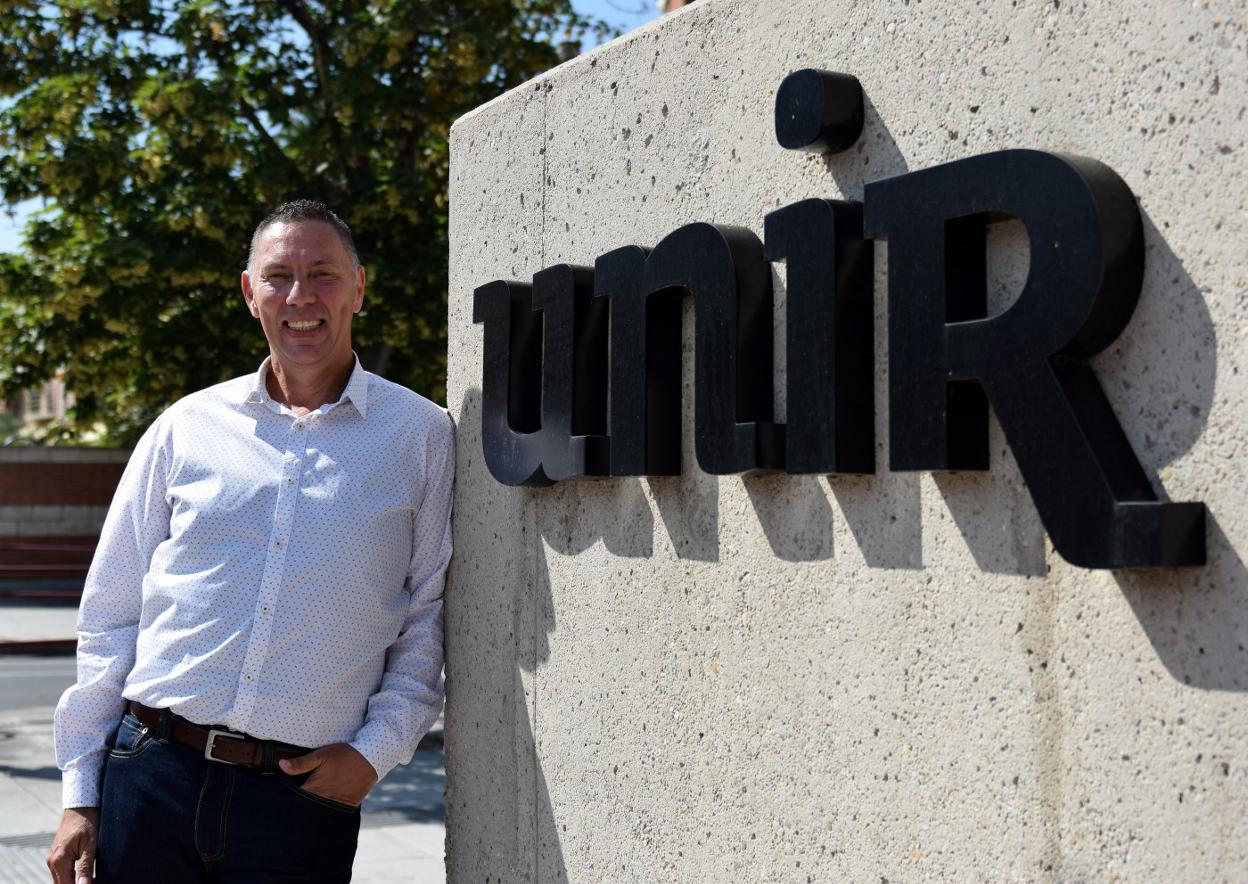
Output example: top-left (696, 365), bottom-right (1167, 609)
top-left (471, 70), bottom-right (1206, 571)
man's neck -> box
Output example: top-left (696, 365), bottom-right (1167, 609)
top-left (266, 354), bottom-right (355, 416)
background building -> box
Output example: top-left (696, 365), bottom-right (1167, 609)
top-left (0, 375), bottom-right (74, 440)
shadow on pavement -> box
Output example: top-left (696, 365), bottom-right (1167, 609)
top-left (0, 763), bottom-right (61, 781)
top-left (361, 742), bottom-right (446, 828)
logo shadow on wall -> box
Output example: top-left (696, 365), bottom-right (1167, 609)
top-left (461, 70), bottom-right (1246, 689)
top-left (446, 385), bottom-right (569, 882)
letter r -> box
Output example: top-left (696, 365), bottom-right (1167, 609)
top-left (865, 149), bottom-right (1204, 568)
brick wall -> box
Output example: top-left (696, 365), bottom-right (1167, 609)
top-left (0, 448), bottom-right (129, 537)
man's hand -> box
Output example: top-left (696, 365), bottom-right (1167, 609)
top-left (279, 742), bottom-right (378, 807)
top-left (47, 807), bottom-right (99, 884)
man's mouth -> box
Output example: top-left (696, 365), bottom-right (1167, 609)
top-left (284, 319), bottom-right (324, 331)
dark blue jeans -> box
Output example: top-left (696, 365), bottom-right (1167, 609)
top-left (96, 712), bottom-right (360, 882)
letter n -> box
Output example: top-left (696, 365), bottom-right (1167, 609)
top-left (594, 224), bottom-right (784, 476)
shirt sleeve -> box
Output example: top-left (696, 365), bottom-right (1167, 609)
top-left (53, 417), bottom-right (171, 808)
top-left (350, 409), bottom-right (455, 780)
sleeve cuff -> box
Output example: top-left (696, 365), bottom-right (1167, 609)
top-left (348, 726), bottom-right (403, 783)
top-left (62, 764), bottom-right (102, 809)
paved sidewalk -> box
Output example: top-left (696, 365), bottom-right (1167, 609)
top-left (0, 657), bottom-right (446, 883)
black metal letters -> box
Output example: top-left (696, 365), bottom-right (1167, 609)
top-left (473, 279), bottom-right (549, 486)
top-left (864, 149), bottom-right (1205, 567)
top-left (473, 266), bottom-right (610, 486)
top-left (532, 264), bottom-right (610, 481)
top-left (471, 76), bottom-right (1206, 570)
top-left (774, 69), bottom-right (864, 155)
top-left (765, 199), bottom-right (874, 474)
top-left (595, 224), bottom-right (783, 477)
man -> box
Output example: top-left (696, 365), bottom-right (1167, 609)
top-left (46, 200), bottom-right (454, 883)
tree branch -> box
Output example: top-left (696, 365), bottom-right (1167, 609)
top-left (199, 36), bottom-right (309, 192)
top-left (237, 97), bottom-right (308, 188)
top-left (275, 0), bottom-right (361, 190)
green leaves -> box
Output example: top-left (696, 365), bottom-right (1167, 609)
top-left (0, 0), bottom-right (595, 443)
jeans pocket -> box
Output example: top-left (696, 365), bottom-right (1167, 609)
top-left (108, 712), bottom-right (154, 758)
top-left (278, 775), bottom-right (361, 815)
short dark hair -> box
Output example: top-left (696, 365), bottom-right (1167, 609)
top-left (247, 200), bottom-right (359, 271)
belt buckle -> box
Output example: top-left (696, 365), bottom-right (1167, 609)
top-left (204, 728), bottom-right (245, 765)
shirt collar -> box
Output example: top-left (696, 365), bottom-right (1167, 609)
top-left (244, 354), bottom-right (370, 417)
top-left (340, 355), bottom-right (370, 416)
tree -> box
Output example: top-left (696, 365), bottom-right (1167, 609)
top-left (0, 0), bottom-right (601, 444)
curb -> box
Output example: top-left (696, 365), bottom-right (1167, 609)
top-left (0, 639), bottom-right (76, 655)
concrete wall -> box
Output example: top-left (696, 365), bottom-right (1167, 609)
top-left (444, 2), bottom-right (1246, 880)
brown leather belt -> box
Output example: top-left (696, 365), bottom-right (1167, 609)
top-left (127, 701), bottom-right (310, 769)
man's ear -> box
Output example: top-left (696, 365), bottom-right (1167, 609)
top-left (241, 270), bottom-right (260, 319)
top-left (353, 264), bottom-right (366, 314)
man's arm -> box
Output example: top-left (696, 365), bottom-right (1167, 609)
top-left (54, 417), bottom-right (171, 805)
top-left (347, 409), bottom-right (455, 784)
top-left (48, 418), bottom-right (171, 881)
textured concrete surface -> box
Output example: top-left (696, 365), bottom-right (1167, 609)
top-left (445, 1), bottom-right (1247, 880)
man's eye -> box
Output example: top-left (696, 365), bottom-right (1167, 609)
top-left (266, 273), bottom-right (289, 281)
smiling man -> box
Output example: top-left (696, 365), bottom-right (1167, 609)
top-left (47, 200), bottom-right (454, 883)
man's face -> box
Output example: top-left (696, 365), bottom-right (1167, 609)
top-left (241, 220), bottom-right (365, 374)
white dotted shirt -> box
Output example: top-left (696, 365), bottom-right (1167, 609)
top-left (54, 356), bottom-right (455, 808)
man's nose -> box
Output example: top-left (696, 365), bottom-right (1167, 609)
top-left (286, 277), bottom-right (316, 304)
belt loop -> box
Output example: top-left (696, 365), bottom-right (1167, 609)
top-left (262, 741), bottom-right (276, 775)
top-left (158, 708), bottom-right (172, 741)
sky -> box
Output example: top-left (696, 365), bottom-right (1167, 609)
top-left (572, 0), bottom-right (660, 45)
top-left (0, 1), bottom-right (661, 254)
top-left (0, 199), bottom-right (37, 254)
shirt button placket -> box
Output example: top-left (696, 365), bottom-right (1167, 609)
top-left (234, 415), bottom-right (308, 730)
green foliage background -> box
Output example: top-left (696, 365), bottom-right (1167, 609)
top-left (0, 0), bottom-right (599, 444)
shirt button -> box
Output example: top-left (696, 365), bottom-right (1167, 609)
top-left (244, 674), bottom-right (253, 682)
top-left (274, 539), bottom-right (283, 549)
top-left (294, 421), bottom-right (304, 430)
top-left (261, 605), bottom-right (270, 614)
top-left (285, 477), bottom-right (294, 485)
